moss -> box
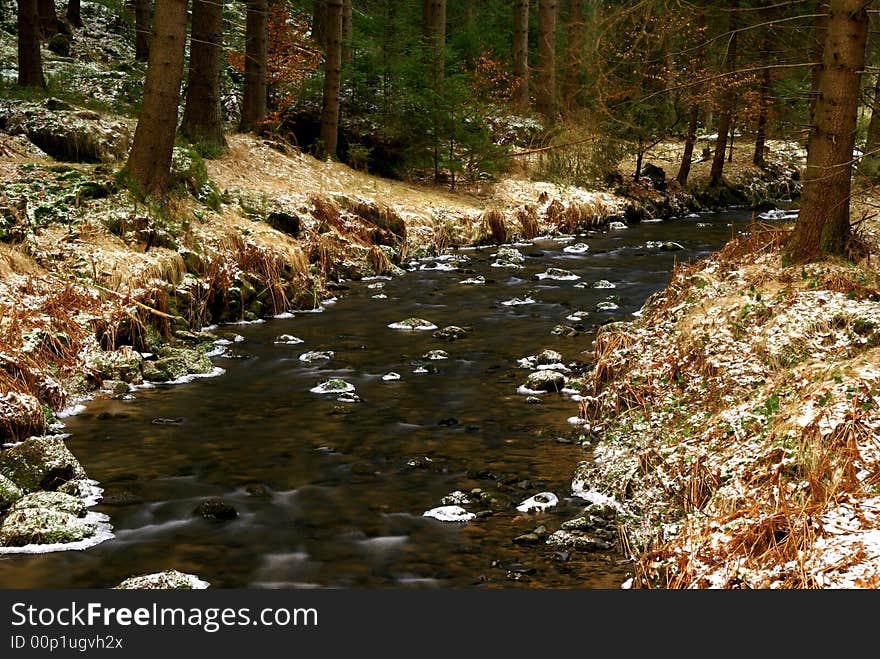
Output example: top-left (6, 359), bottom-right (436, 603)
top-left (0, 435), bottom-right (87, 492)
top-left (9, 491), bottom-right (86, 517)
top-left (0, 508), bottom-right (96, 547)
top-left (0, 474), bottom-right (23, 509)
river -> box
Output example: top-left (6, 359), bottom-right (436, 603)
top-left (0, 208), bottom-right (759, 588)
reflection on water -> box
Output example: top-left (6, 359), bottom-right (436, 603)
top-left (0, 210), bottom-right (757, 589)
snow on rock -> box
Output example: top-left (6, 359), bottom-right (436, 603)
top-left (422, 505), bottom-right (475, 522)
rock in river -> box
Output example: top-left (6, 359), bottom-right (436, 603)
top-left (422, 505), bottom-right (475, 522)
top-left (115, 570), bottom-right (210, 590)
top-left (523, 370), bottom-right (566, 393)
top-left (388, 318), bottom-right (438, 331)
top-left (193, 497), bottom-right (238, 521)
top-left (516, 492), bottom-right (559, 513)
top-left (433, 325), bottom-right (471, 341)
top-left (0, 507), bottom-right (96, 547)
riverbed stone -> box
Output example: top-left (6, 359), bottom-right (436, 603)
top-left (0, 474), bottom-right (22, 509)
top-left (10, 491), bottom-right (86, 517)
top-left (524, 370), bottom-right (566, 393)
top-left (114, 570), bottom-right (210, 590)
top-left (89, 346), bottom-right (144, 384)
top-left (0, 507), bottom-right (96, 547)
top-left (388, 317), bottom-right (438, 330)
top-left (142, 347), bottom-right (213, 382)
top-left (535, 349), bottom-right (563, 365)
top-left (433, 325), bottom-right (471, 341)
top-left (545, 529), bottom-right (611, 552)
top-left (0, 435), bottom-right (87, 492)
top-left (193, 497), bottom-right (238, 521)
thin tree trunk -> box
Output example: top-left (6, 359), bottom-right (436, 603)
top-left (861, 73), bottom-right (880, 177)
top-left (536, 0), bottom-right (557, 119)
top-left (789, 0), bottom-right (869, 261)
top-left (37, 0), bottom-right (60, 37)
top-left (134, 0), bottom-right (150, 62)
top-left (240, 0), bottom-right (267, 132)
top-left (126, 0), bottom-right (188, 197)
top-left (319, 0), bottom-right (343, 159)
top-left (66, 0), bottom-right (81, 27)
top-left (563, 0), bottom-right (583, 112)
top-left (181, 0), bottom-right (226, 153)
top-left (312, 0), bottom-right (326, 50)
top-left (17, 0), bottom-right (45, 88)
top-left (513, 0), bottom-right (529, 110)
top-left (709, 0), bottom-right (738, 186)
top-left (676, 1), bottom-right (705, 187)
top-left (430, 0), bottom-right (446, 80)
top-left (677, 104), bottom-right (699, 186)
top-left (753, 63), bottom-right (771, 167)
top-left (809, 1), bottom-right (830, 123)
top-left (341, 0), bottom-right (352, 64)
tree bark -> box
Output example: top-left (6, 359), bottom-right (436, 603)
top-left (37, 0), bottom-right (61, 37)
top-left (126, 0), bottom-right (188, 197)
top-left (341, 0), bottom-right (352, 64)
top-left (319, 0), bottom-right (343, 159)
top-left (563, 0), bottom-right (583, 113)
top-left (709, 0), bottom-right (738, 186)
top-left (789, 0), bottom-right (868, 262)
top-left (536, 0), bottom-right (557, 120)
top-left (753, 62), bottom-right (771, 167)
top-left (430, 0), bottom-right (446, 80)
top-left (676, 1), bottom-right (705, 186)
top-left (17, 0), bottom-right (45, 88)
top-left (134, 0), bottom-right (151, 62)
top-left (240, 0), bottom-right (268, 132)
top-left (66, 0), bottom-right (81, 27)
top-left (513, 0), bottom-right (529, 110)
top-left (181, 0), bottom-right (226, 153)
top-left (312, 0), bottom-right (326, 50)
top-left (809, 1), bottom-right (830, 123)
top-left (861, 73), bottom-right (880, 177)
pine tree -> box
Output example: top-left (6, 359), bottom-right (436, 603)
top-left (17, 0), bottom-right (45, 88)
top-left (240, 0), bottom-right (268, 132)
top-left (513, 0), bottom-right (529, 110)
top-left (181, 0), bottom-right (226, 153)
top-left (125, 0), bottom-right (189, 196)
top-left (536, 0), bottom-right (557, 119)
top-left (319, 0), bottom-right (343, 158)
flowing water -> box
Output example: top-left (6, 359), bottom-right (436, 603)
top-left (0, 209), bottom-right (759, 589)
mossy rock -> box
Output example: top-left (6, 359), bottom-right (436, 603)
top-left (143, 347), bottom-right (213, 382)
top-left (23, 102), bottom-right (132, 163)
top-left (0, 508), bottom-right (96, 547)
top-left (0, 435), bottom-right (86, 492)
top-left (9, 491), bottom-right (86, 517)
top-left (525, 370), bottom-right (567, 392)
top-left (89, 346), bottom-right (144, 384)
top-left (0, 474), bottom-right (23, 509)
top-left (114, 570), bottom-right (209, 589)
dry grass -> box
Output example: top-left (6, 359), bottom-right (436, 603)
top-left (516, 205), bottom-right (540, 239)
top-left (481, 209), bottom-right (507, 245)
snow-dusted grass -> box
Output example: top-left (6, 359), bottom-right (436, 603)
top-left (574, 225), bottom-right (880, 588)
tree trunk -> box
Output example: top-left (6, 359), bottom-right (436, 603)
top-left (37, 0), bottom-right (61, 37)
top-left (240, 0), bottom-right (267, 132)
top-left (319, 0), bottom-right (343, 159)
top-left (809, 1), bottom-right (830, 123)
top-left (66, 0), bottom-right (81, 27)
top-left (341, 0), bottom-right (352, 64)
top-left (312, 0), bottom-right (326, 50)
top-left (126, 0), bottom-right (188, 197)
top-left (181, 0), bottom-right (226, 153)
top-left (675, 1), bottom-right (704, 187)
top-left (861, 73), bottom-right (880, 178)
top-left (753, 62), bottom-right (771, 167)
top-left (677, 104), bottom-right (699, 186)
top-left (789, 0), bottom-right (868, 262)
top-left (17, 0), bottom-right (45, 88)
top-left (513, 0), bottom-right (529, 110)
top-left (134, 0), bottom-right (151, 62)
top-left (430, 0), bottom-right (446, 80)
top-left (536, 0), bottom-right (557, 120)
top-left (563, 0), bottom-right (583, 113)
top-left (709, 0), bottom-right (738, 186)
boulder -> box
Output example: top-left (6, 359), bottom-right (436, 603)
top-left (193, 497), bottom-right (238, 521)
top-left (0, 508), bottom-right (96, 546)
top-left (524, 370), bottom-right (566, 393)
top-left (115, 570), bottom-right (210, 590)
top-left (9, 491), bottom-right (86, 517)
top-left (0, 435), bottom-right (86, 492)
top-left (0, 474), bottom-right (23, 509)
top-left (433, 325), bottom-right (470, 342)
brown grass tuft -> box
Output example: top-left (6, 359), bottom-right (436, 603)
top-left (482, 209), bottom-right (507, 245)
top-left (516, 205), bottom-right (540, 239)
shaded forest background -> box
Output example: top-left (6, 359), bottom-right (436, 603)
top-left (6, 1), bottom-right (880, 260)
